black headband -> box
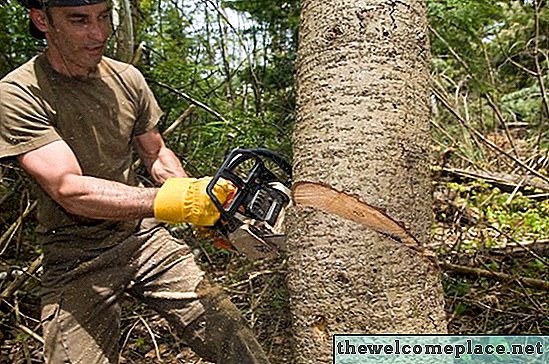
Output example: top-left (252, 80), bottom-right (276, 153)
top-left (19, 0), bottom-right (106, 9)
top-left (45, 0), bottom-right (106, 6)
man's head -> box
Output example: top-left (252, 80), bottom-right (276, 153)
top-left (20, 0), bottom-right (108, 39)
top-left (20, 0), bottom-right (111, 76)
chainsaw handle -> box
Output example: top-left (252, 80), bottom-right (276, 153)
top-left (241, 148), bottom-right (292, 176)
top-left (207, 149), bottom-right (265, 232)
top-left (206, 148), bottom-right (291, 233)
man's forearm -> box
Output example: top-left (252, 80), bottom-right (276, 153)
top-left (57, 174), bottom-right (158, 220)
top-left (148, 147), bottom-right (188, 184)
top-left (133, 129), bottom-right (188, 184)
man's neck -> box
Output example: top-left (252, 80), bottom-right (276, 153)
top-left (45, 48), bottom-right (100, 78)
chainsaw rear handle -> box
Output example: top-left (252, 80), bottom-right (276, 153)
top-left (206, 148), bottom-right (292, 233)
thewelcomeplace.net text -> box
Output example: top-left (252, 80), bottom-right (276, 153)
top-left (333, 335), bottom-right (549, 363)
top-left (336, 338), bottom-right (543, 359)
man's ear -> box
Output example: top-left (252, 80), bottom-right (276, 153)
top-left (29, 8), bottom-right (49, 34)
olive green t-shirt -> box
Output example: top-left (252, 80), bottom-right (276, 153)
top-left (0, 53), bottom-right (163, 243)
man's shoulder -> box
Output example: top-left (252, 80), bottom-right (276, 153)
top-left (1, 55), bottom-right (41, 87)
top-left (101, 56), bottom-right (143, 79)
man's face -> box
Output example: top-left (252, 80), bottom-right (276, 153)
top-left (44, 2), bottom-right (111, 75)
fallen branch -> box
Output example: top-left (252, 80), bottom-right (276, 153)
top-left (162, 105), bottom-right (196, 137)
top-left (0, 254), bottom-right (43, 299)
top-left (228, 270), bottom-right (276, 289)
top-left (429, 25), bottom-right (518, 158)
top-left (119, 319), bottom-right (140, 358)
top-left (431, 86), bottom-right (549, 185)
top-left (442, 167), bottom-right (549, 193)
top-left (441, 262), bottom-right (549, 291)
top-left (16, 323), bottom-right (44, 345)
top-left (0, 200), bottom-right (37, 256)
top-left (136, 312), bottom-right (162, 362)
top-left (474, 239), bottom-right (549, 256)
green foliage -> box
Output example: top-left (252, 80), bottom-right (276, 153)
top-left (454, 281), bottom-right (472, 297)
top-left (527, 258), bottom-right (546, 273)
top-left (500, 81), bottom-right (546, 125)
top-left (128, 0), bottom-right (296, 174)
top-left (428, 0), bottom-right (502, 80)
top-left (429, 1), bottom-right (549, 167)
top-left (454, 302), bottom-right (468, 315)
top-left (0, 2), bottom-right (46, 77)
top-left (484, 192), bottom-right (549, 240)
top-left (225, 0), bottom-right (300, 30)
top-left (442, 180), bottom-right (549, 251)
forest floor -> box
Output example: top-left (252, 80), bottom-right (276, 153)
top-left (3, 212), bottom-right (548, 364)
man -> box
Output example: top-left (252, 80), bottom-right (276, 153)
top-left (0, 0), bottom-right (271, 363)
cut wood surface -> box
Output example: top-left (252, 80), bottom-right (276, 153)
top-left (293, 182), bottom-right (433, 257)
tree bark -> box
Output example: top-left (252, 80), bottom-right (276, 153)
top-left (111, 0), bottom-right (134, 62)
top-left (287, 0), bottom-right (447, 361)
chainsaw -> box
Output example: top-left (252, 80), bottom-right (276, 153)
top-left (206, 148), bottom-right (292, 260)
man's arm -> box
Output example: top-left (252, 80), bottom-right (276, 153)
top-left (18, 140), bottom-right (158, 220)
top-left (17, 132), bottom-right (233, 225)
top-left (133, 128), bottom-right (188, 184)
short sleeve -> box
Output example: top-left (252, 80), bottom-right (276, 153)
top-left (0, 81), bottom-right (61, 159)
top-left (130, 69), bottom-right (163, 136)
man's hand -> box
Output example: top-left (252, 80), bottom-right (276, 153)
top-left (154, 177), bottom-right (235, 226)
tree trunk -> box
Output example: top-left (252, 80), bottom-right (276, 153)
top-left (287, 0), bottom-right (448, 362)
top-left (111, 0), bottom-right (134, 63)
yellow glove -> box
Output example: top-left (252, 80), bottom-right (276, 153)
top-left (154, 177), bottom-right (235, 226)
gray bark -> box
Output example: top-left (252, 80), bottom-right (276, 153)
top-left (287, 0), bottom-right (448, 362)
top-left (111, 0), bottom-right (134, 63)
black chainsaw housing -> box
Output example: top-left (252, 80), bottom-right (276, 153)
top-left (206, 148), bottom-right (292, 235)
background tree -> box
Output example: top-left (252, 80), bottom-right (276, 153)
top-left (287, 0), bottom-right (447, 361)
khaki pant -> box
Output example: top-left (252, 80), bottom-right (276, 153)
top-left (39, 220), bottom-right (270, 364)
